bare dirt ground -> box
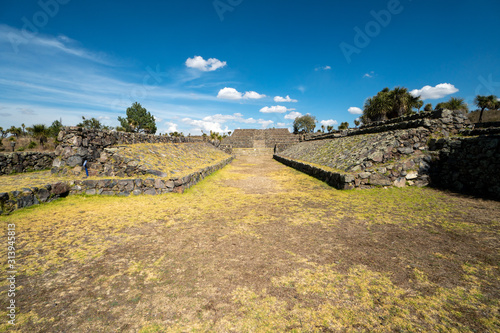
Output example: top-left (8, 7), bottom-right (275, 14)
top-left (1, 155), bottom-right (499, 332)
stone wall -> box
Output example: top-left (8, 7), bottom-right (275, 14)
top-left (305, 109), bottom-right (470, 141)
top-left (0, 156), bottom-right (234, 215)
top-left (0, 152), bottom-right (55, 175)
top-left (222, 128), bottom-right (299, 149)
top-left (53, 127), bottom-right (204, 168)
top-left (428, 136), bottom-right (500, 199)
top-left (274, 109), bottom-right (500, 196)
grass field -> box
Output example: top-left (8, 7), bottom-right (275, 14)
top-left (0, 155), bottom-right (499, 332)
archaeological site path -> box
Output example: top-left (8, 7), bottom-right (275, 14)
top-left (1, 153), bottom-right (499, 332)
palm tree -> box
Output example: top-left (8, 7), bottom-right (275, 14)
top-left (445, 97), bottom-right (468, 112)
top-left (32, 124), bottom-right (50, 148)
top-left (21, 123), bottom-right (25, 136)
top-left (415, 100), bottom-right (424, 112)
top-left (474, 95), bottom-right (498, 123)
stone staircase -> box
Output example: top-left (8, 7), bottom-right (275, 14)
top-left (233, 148), bottom-right (274, 156)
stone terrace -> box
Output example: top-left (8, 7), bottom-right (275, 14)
top-left (222, 128), bottom-right (298, 150)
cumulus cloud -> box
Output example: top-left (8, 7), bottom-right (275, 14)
top-left (185, 56), bottom-right (227, 72)
top-left (182, 117), bottom-right (227, 133)
top-left (260, 105), bottom-right (291, 113)
top-left (217, 87), bottom-right (266, 100)
top-left (410, 83), bottom-right (459, 100)
top-left (243, 91), bottom-right (266, 99)
top-left (348, 107), bottom-right (363, 115)
top-left (284, 111), bottom-right (303, 120)
top-left (258, 119), bottom-right (274, 128)
top-left (320, 119), bottom-right (338, 126)
top-left (165, 121), bottom-right (178, 132)
top-left (217, 87), bottom-right (242, 100)
top-left (274, 95), bottom-right (298, 103)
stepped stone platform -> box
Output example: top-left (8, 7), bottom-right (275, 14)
top-left (233, 148), bottom-right (274, 156)
top-left (222, 128), bottom-right (299, 150)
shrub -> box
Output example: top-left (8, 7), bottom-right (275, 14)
top-left (28, 141), bottom-right (37, 149)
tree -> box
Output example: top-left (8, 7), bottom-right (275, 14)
top-left (293, 115), bottom-right (316, 133)
top-left (321, 125), bottom-right (325, 133)
top-left (31, 124), bottom-right (50, 148)
top-left (117, 102), bottom-right (156, 134)
top-left (21, 123), bottom-right (26, 136)
top-left (326, 125), bottom-right (334, 133)
top-left (49, 120), bottom-right (63, 137)
top-left (415, 100), bottom-right (424, 112)
top-left (424, 103), bottom-right (433, 111)
top-left (338, 122), bottom-right (349, 130)
top-left (362, 87), bottom-right (422, 123)
top-left (354, 119), bottom-right (360, 127)
top-left (8, 126), bottom-right (21, 138)
top-left (474, 95), bottom-right (498, 123)
top-left (77, 116), bottom-right (112, 130)
top-left (0, 127), bottom-right (8, 139)
top-left (435, 97), bottom-right (468, 112)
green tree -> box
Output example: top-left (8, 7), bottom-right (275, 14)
top-left (362, 87), bottom-right (422, 123)
top-left (415, 100), bottom-right (424, 112)
top-left (354, 119), bottom-right (360, 127)
top-left (293, 115), bottom-right (316, 133)
top-left (474, 95), bottom-right (498, 123)
top-left (0, 127), bottom-right (8, 139)
top-left (21, 123), bottom-right (26, 136)
top-left (49, 120), bottom-right (63, 137)
top-left (8, 126), bottom-right (21, 138)
top-left (77, 116), bottom-right (112, 130)
top-left (326, 125), bottom-right (334, 133)
top-left (338, 122), bottom-right (349, 130)
top-left (117, 102), bottom-right (157, 134)
top-left (447, 97), bottom-right (468, 112)
top-left (31, 124), bottom-right (50, 148)
top-left (424, 103), bottom-right (433, 111)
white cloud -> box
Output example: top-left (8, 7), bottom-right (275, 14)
top-left (185, 56), bottom-right (226, 72)
top-left (297, 86), bottom-right (306, 93)
top-left (315, 66), bottom-right (331, 71)
top-left (217, 87), bottom-right (266, 100)
top-left (348, 107), bottom-right (363, 115)
top-left (260, 105), bottom-right (294, 113)
top-left (274, 95), bottom-right (298, 103)
top-left (258, 119), bottom-right (273, 128)
top-left (202, 113), bottom-right (256, 124)
top-left (165, 121), bottom-right (178, 132)
top-left (243, 91), bottom-right (266, 99)
top-left (363, 71), bottom-right (375, 78)
top-left (217, 87), bottom-right (242, 100)
top-left (284, 111), bottom-right (303, 120)
top-left (182, 117), bottom-right (226, 133)
top-left (153, 116), bottom-right (163, 122)
top-left (277, 122), bottom-right (286, 127)
top-left (320, 119), bottom-right (338, 126)
top-left (410, 83), bottom-right (459, 100)
top-left (98, 116), bottom-right (111, 120)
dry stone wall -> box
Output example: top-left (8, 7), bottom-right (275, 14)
top-left (0, 156), bottom-right (234, 215)
top-left (0, 152), bottom-right (55, 175)
top-left (428, 136), bottom-right (500, 199)
top-left (53, 127), bottom-right (204, 169)
top-left (274, 109), bottom-right (500, 198)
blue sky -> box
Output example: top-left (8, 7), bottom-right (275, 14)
top-left (1, 0), bottom-right (500, 134)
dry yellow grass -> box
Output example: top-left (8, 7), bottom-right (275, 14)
top-left (0, 155), bottom-right (498, 332)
